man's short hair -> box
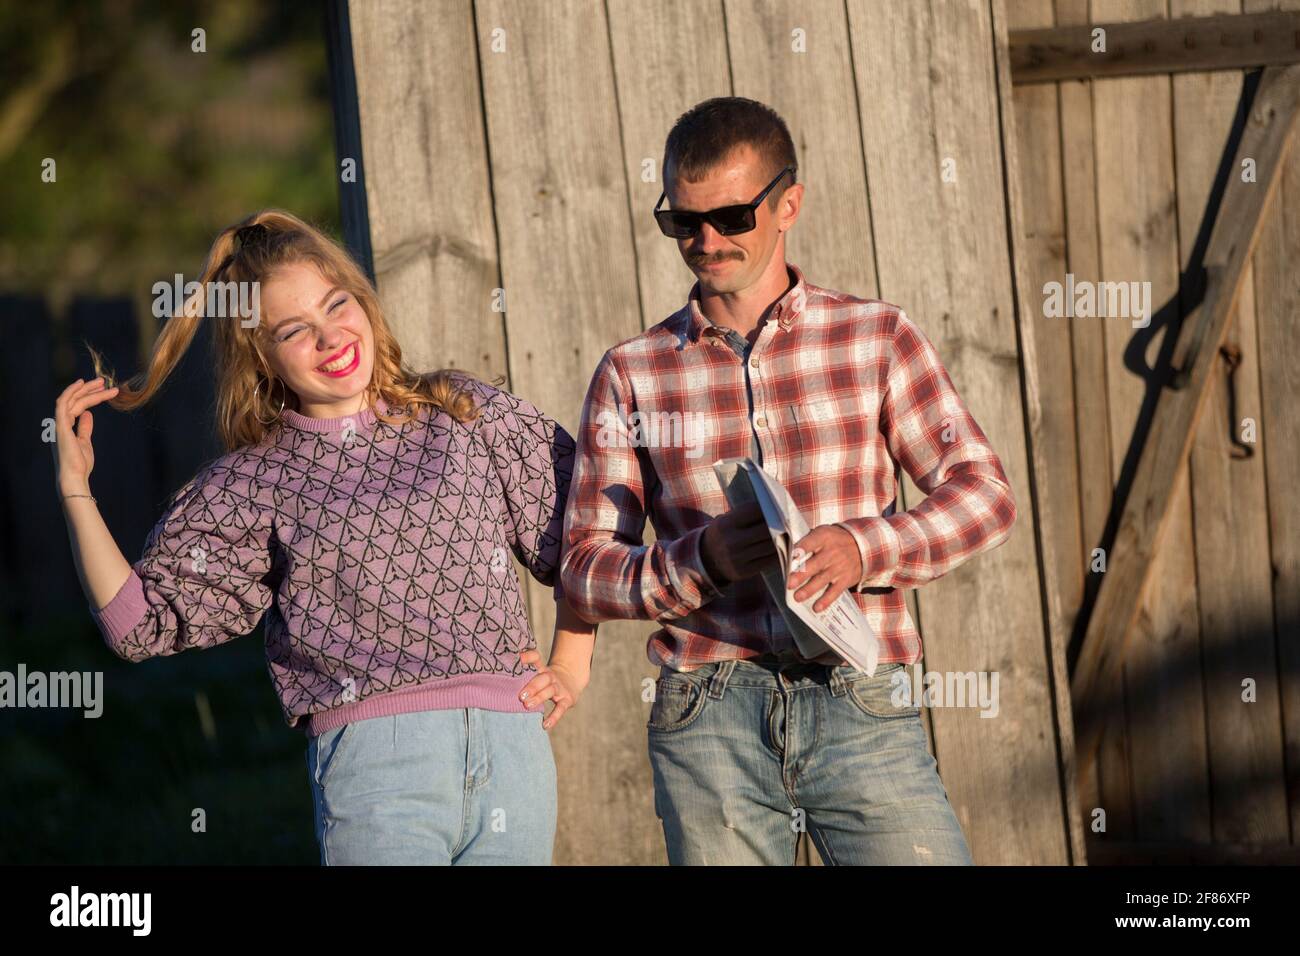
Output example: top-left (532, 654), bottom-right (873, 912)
top-left (663, 97), bottom-right (798, 208)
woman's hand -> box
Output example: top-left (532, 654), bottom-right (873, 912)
top-left (52, 378), bottom-right (119, 494)
top-left (519, 648), bottom-right (588, 730)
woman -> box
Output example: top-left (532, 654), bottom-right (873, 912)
top-left (51, 210), bottom-right (596, 865)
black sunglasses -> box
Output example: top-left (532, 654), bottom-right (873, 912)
top-left (654, 165), bottom-right (795, 239)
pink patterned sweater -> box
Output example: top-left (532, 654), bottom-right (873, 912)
top-left (88, 376), bottom-right (575, 737)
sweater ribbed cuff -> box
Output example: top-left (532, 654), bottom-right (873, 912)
top-left (89, 569), bottom-right (150, 646)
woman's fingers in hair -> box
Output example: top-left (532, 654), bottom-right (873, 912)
top-left (55, 379), bottom-right (117, 448)
top-left (55, 379), bottom-right (93, 431)
top-left (52, 379), bottom-right (83, 457)
top-left (66, 380), bottom-right (119, 427)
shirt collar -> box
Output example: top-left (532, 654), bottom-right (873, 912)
top-left (683, 262), bottom-right (809, 344)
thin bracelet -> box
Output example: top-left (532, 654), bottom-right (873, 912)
top-left (62, 493), bottom-right (97, 503)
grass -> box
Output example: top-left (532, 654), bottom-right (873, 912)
top-left (0, 611), bottom-right (318, 864)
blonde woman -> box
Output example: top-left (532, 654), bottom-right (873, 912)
top-left (52, 210), bottom-right (595, 865)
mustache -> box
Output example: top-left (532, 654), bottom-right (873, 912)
top-left (687, 252), bottom-right (743, 267)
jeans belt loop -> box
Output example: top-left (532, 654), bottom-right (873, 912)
top-left (828, 665), bottom-right (849, 697)
top-left (707, 659), bottom-right (737, 700)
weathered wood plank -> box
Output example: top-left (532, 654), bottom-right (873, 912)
top-left (1055, 0), bottom-right (1113, 624)
top-left (1053, 0), bottom-right (1117, 829)
top-left (476, 0), bottom-right (657, 865)
top-left (1009, 0), bottom-right (1084, 669)
top-left (846, 0), bottom-right (1070, 864)
top-left (724, 0), bottom-right (878, 299)
top-left (1011, 10), bottom-right (1300, 83)
top-left (1251, 137), bottom-right (1300, 849)
top-left (349, 0), bottom-right (507, 381)
top-left (1245, 0), bottom-right (1300, 847)
top-left (999, 0), bottom-right (1088, 866)
top-left (607, 0), bottom-right (730, 330)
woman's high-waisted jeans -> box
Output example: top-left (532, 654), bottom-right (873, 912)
top-left (647, 658), bottom-right (973, 865)
top-left (306, 707), bottom-right (556, 865)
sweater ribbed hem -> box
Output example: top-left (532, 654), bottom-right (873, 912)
top-left (303, 671), bottom-right (536, 737)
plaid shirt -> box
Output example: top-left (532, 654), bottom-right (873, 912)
top-left (559, 262), bottom-right (1016, 670)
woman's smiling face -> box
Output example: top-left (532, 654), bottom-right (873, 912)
top-left (259, 261), bottom-right (375, 419)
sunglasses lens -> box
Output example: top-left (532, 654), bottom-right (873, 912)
top-left (709, 206), bottom-right (756, 235)
top-left (655, 206), bottom-right (756, 237)
top-left (656, 211), bottom-right (701, 238)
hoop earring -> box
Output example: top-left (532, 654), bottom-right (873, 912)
top-left (252, 378), bottom-right (287, 425)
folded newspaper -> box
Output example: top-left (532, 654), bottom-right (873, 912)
top-left (712, 457), bottom-right (881, 675)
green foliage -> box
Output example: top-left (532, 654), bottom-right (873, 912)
top-left (0, 0), bottom-right (340, 307)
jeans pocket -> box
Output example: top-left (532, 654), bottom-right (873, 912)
top-left (844, 663), bottom-right (920, 719)
top-left (647, 676), bottom-right (709, 734)
top-left (313, 721), bottom-right (358, 789)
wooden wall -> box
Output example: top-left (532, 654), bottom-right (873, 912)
top-left (345, 0), bottom-right (1081, 864)
top-left (1009, 0), bottom-right (1298, 861)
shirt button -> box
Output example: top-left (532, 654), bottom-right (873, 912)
top-left (755, 415), bottom-right (767, 428)
top-left (750, 357), bottom-right (759, 368)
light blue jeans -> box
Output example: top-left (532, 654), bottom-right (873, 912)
top-left (647, 659), bottom-right (973, 865)
top-left (306, 707), bottom-right (557, 865)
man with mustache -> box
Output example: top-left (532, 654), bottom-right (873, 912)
top-left (560, 97), bottom-right (1017, 865)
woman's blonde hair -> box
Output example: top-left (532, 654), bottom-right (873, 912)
top-left (87, 209), bottom-right (489, 451)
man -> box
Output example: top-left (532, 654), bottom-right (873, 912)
top-left (559, 97), bottom-right (1016, 865)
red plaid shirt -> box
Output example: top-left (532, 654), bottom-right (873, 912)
top-left (559, 262), bottom-right (1016, 670)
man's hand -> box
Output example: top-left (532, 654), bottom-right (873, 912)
top-left (700, 501), bottom-right (778, 585)
top-left (785, 525), bottom-right (863, 613)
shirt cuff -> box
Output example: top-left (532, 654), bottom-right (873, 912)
top-left (836, 517), bottom-right (902, 590)
top-left (662, 524), bottom-right (723, 617)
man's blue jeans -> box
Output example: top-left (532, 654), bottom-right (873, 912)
top-left (647, 658), bottom-right (973, 865)
top-left (306, 708), bottom-right (556, 865)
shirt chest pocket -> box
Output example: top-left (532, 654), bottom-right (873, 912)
top-left (785, 395), bottom-right (871, 477)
